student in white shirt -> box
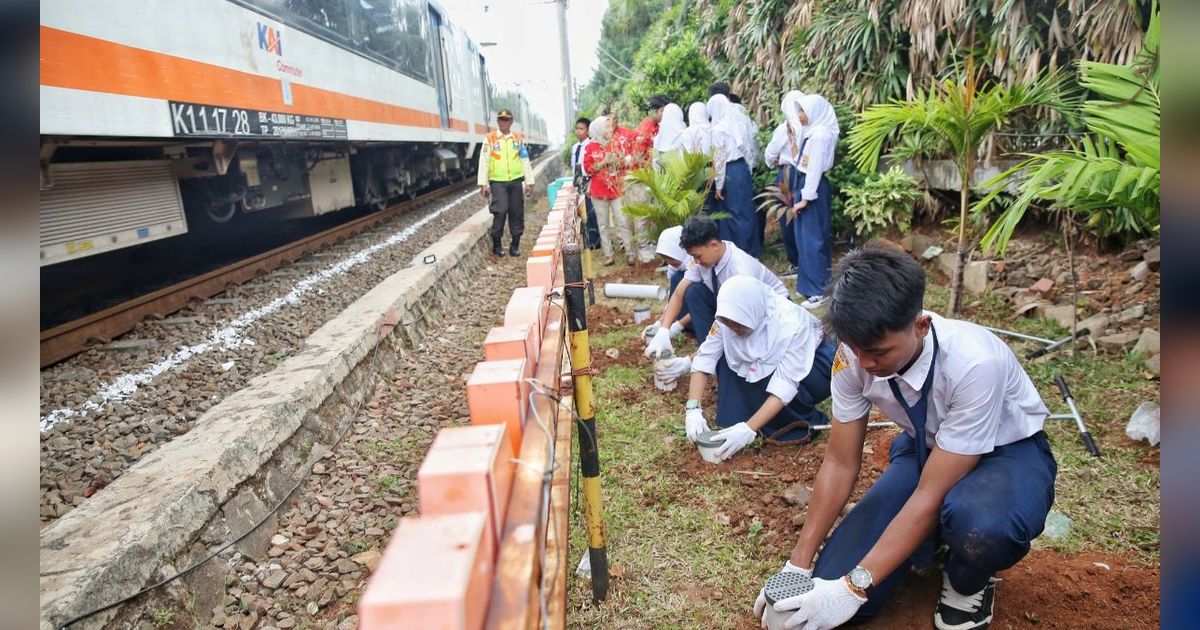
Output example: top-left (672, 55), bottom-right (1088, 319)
top-left (645, 216), bottom-right (787, 359)
top-left (789, 94), bottom-right (839, 309)
top-left (753, 242), bottom-right (1057, 630)
top-left (706, 94), bottom-right (758, 256)
top-left (683, 276), bottom-right (835, 453)
top-left (763, 90), bottom-right (805, 274)
top-left (570, 116), bottom-right (600, 249)
top-left (678, 101), bottom-right (713, 157)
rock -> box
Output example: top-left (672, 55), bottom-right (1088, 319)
top-left (963, 260), bottom-right (989, 294)
top-left (1037, 304), bottom-right (1076, 329)
top-left (1145, 354), bottom-right (1160, 377)
top-left (1030, 278), bottom-right (1054, 293)
top-left (261, 570), bottom-right (288, 590)
top-left (270, 534), bottom-right (289, 546)
top-left (316, 495), bottom-right (334, 509)
top-left (102, 339), bottom-right (159, 352)
top-left (278, 620), bottom-right (296, 629)
top-left (313, 463), bottom-right (326, 474)
top-left (1144, 245), bottom-right (1160, 271)
top-left (304, 556), bottom-right (325, 571)
top-left (252, 598), bottom-right (271, 615)
top-left (337, 616), bottom-right (358, 630)
top-left (936, 252), bottom-right (957, 277)
top-left (335, 558), bottom-right (359, 574)
top-left (1128, 260), bottom-right (1149, 283)
top-left (1132, 328), bottom-right (1160, 356)
top-left (1097, 331), bottom-right (1140, 353)
top-left (307, 602), bottom-right (320, 616)
top-left (1077, 313), bottom-right (1110, 337)
top-left (1041, 510), bottom-right (1071, 541)
top-left (791, 512), bottom-right (807, 527)
top-left (1116, 303), bottom-right (1146, 323)
top-left (900, 233), bottom-right (935, 255)
top-left (351, 549), bottom-right (383, 573)
top-left (781, 483), bottom-right (812, 508)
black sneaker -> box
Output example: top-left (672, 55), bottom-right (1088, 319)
top-left (492, 242), bottom-right (505, 257)
top-left (509, 242), bottom-right (520, 256)
top-left (934, 574), bottom-right (995, 630)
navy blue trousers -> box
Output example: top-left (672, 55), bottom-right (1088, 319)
top-left (583, 195), bottom-right (601, 249)
top-left (667, 269), bottom-right (692, 333)
top-left (776, 166), bottom-right (800, 267)
top-left (684, 282), bottom-right (833, 441)
top-left (813, 431), bottom-right (1058, 620)
top-left (792, 173), bottom-right (832, 297)
top-left (716, 158), bottom-right (757, 256)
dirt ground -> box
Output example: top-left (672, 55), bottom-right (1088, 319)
top-left (581, 257), bottom-right (1160, 629)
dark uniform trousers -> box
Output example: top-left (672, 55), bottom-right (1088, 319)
top-left (489, 177), bottom-right (525, 244)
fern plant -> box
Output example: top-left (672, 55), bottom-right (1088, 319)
top-left (843, 166), bottom-right (922, 239)
top-left (621, 150), bottom-right (718, 238)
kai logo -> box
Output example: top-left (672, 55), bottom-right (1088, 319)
top-left (257, 22), bottom-right (283, 56)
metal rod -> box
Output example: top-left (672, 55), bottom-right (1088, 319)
top-left (1054, 375), bottom-right (1101, 457)
top-left (809, 421), bottom-right (896, 432)
top-left (562, 243), bottom-right (609, 602)
top-left (984, 326), bottom-right (1056, 346)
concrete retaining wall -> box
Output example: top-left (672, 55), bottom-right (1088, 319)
top-left (38, 159), bottom-right (559, 630)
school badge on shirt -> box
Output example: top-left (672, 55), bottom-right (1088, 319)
top-left (832, 346), bottom-right (849, 375)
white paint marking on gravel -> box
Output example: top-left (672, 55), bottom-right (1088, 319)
top-left (41, 191), bottom-right (479, 433)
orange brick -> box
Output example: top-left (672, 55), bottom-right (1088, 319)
top-left (505, 286), bottom-right (548, 346)
top-left (526, 256), bottom-right (554, 289)
top-left (359, 512), bottom-right (493, 630)
top-left (418, 447), bottom-right (514, 552)
top-left (483, 324), bottom-right (536, 378)
top-left (466, 359), bottom-right (530, 454)
top-left (427, 425), bottom-right (515, 535)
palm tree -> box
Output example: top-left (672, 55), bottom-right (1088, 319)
top-left (621, 150), bottom-right (716, 238)
top-left (847, 63), bottom-right (1070, 312)
top-left (975, 1), bottom-right (1159, 254)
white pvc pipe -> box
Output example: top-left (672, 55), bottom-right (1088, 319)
top-left (603, 283), bottom-right (667, 300)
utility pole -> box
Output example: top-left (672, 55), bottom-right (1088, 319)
top-left (556, 0), bottom-right (574, 134)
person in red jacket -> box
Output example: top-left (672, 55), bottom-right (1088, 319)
top-left (583, 116), bottom-right (634, 265)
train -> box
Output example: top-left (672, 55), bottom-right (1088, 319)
top-left (39, 0), bottom-right (549, 267)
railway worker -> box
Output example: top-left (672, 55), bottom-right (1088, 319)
top-left (683, 275), bottom-right (834, 454)
top-left (789, 94), bottom-right (839, 309)
top-left (752, 242), bottom-right (1056, 630)
top-left (571, 116), bottom-right (602, 250)
top-left (706, 94), bottom-right (758, 256)
top-left (644, 215), bottom-right (786, 359)
top-left (763, 90), bottom-right (806, 276)
top-left (478, 109), bottom-right (533, 257)
top-left (583, 116), bottom-right (634, 266)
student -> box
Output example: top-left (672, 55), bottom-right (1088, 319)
top-left (678, 102), bottom-right (713, 157)
top-left (763, 91), bottom-right (806, 274)
top-left (753, 242), bottom-right (1057, 630)
top-left (645, 216), bottom-right (786, 359)
top-left (570, 116), bottom-right (601, 250)
top-left (654, 225), bottom-right (693, 333)
top-left (652, 103), bottom-right (686, 167)
top-left (684, 276), bottom-right (834, 452)
top-left (582, 116), bottom-right (633, 266)
top-left (789, 94), bottom-right (839, 309)
top-left (706, 94), bottom-right (758, 256)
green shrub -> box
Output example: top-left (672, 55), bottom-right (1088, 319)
top-left (842, 166), bottom-right (921, 239)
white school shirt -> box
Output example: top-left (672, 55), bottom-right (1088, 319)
top-left (681, 241), bottom-right (787, 297)
top-left (710, 127), bottom-right (744, 190)
top-left (797, 127), bottom-right (836, 201)
top-left (733, 104), bottom-right (760, 169)
top-left (832, 312), bottom-right (1049, 456)
top-left (571, 138), bottom-right (593, 178)
top-left (692, 303), bottom-right (825, 403)
top-left (764, 123), bottom-right (801, 169)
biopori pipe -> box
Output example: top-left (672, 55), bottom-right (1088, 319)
top-left (603, 283), bottom-right (667, 300)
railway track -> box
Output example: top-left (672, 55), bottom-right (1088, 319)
top-left (40, 183), bottom-right (471, 368)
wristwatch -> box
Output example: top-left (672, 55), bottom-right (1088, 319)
top-left (846, 565), bottom-right (874, 597)
top-left (685, 399), bottom-right (701, 410)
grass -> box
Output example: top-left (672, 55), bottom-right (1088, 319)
top-left (566, 256), bottom-right (1159, 626)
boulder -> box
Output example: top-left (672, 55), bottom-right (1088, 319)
top-left (1145, 354), bottom-right (1160, 377)
top-left (1116, 303), bottom-right (1146, 323)
top-left (1132, 328), bottom-right (1160, 357)
top-left (937, 252), bottom-right (957, 277)
top-left (1037, 304), bottom-right (1076, 329)
top-left (964, 261), bottom-right (990, 294)
top-left (1077, 313), bottom-right (1111, 337)
top-left (1144, 245), bottom-right (1160, 271)
top-left (1097, 331), bottom-right (1140, 353)
top-left (901, 233), bottom-right (935, 255)
top-left (1128, 261), bottom-right (1150, 283)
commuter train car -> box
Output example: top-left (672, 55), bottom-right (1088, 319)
top-left (39, 0), bottom-right (548, 267)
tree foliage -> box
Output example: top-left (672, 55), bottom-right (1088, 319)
top-left (621, 151), bottom-right (716, 238)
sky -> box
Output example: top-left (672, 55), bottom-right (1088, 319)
top-left (439, 0), bottom-right (609, 143)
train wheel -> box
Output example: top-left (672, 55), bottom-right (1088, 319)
top-left (206, 201), bottom-right (238, 224)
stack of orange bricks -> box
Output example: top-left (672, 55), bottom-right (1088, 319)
top-left (358, 184), bottom-right (574, 629)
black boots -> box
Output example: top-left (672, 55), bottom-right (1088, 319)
top-left (492, 238), bottom-right (505, 257)
top-left (508, 240), bottom-right (520, 257)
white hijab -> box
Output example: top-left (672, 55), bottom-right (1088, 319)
top-left (715, 276), bottom-right (815, 383)
top-left (780, 90), bottom-right (805, 162)
top-left (654, 225), bottom-right (688, 269)
top-left (705, 94), bottom-right (742, 151)
top-left (686, 102), bottom-right (710, 129)
top-left (588, 116), bottom-right (611, 142)
top-left (653, 103), bottom-right (686, 152)
top-left (797, 94), bottom-right (840, 139)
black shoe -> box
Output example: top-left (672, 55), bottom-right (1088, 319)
top-left (492, 242), bottom-right (505, 257)
top-left (509, 242), bottom-right (520, 256)
top-left (934, 574), bottom-right (995, 630)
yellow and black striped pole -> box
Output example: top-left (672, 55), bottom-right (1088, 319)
top-left (562, 242), bottom-right (609, 602)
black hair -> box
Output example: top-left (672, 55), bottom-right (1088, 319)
top-left (824, 241), bottom-right (926, 348)
top-left (708, 81), bottom-right (731, 97)
top-left (728, 93), bottom-right (742, 104)
top-left (575, 116), bottom-right (592, 127)
top-left (679, 215), bottom-right (720, 249)
top-left (647, 94), bottom-right (669, 110)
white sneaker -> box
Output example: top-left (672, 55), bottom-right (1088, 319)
top-left (801, 295), bottom-right (828, 310)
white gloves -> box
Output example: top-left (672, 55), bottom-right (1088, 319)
top-left (755, 561), bottom-right (812, 627)
top-left (774, 577), bottom-right (866, 630)
top-left (669, 320), bottom-right (685, 337)
top-left (645, 325), bottom-right (674, 358)
top-left (653, 356), bottom-right (692, 391)
top-left (714, 422), bottom-right (757, 460)
top-left (642, 322), bottom-right (660, 344)
top-left (685, 408), bottom-right (709, 442)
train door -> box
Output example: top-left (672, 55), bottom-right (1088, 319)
top-left (478, 54), bottom-right (490, 131)
top-left (427, 6), bottom-right (451, 129)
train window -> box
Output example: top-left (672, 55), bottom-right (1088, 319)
top-left (241, 0), bottom-right (353, 41)
top-left (357, 0), bottom-right (432, 82)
